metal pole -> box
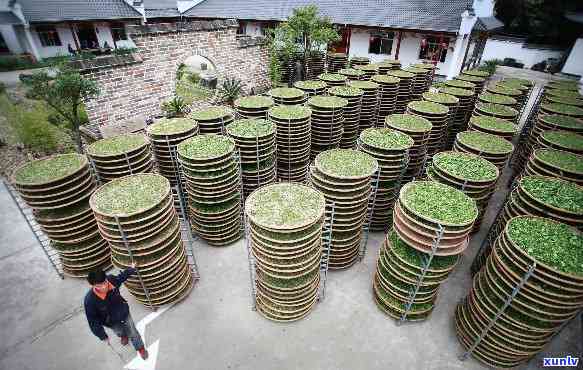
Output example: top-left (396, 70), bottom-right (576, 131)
top-left (319, 200), bottom-right (335, 301)
top-left (114, 216), bottom-right (155, 310)
top-left (359, 168), bottom-right (380, 261)
top-left (243, 213), bottom-right (257, 310)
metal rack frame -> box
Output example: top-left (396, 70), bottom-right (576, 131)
top-left (318, 200), bottom-right (335, 301)
top-left (359, 169), bottom-right (380, 261)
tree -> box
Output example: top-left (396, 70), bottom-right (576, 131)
top-left (21, 64), bottom-right (99, 153)
top-left (494, 0), bottom-right (583, 46)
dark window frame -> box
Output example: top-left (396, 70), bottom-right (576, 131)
top-left (36, 25), bottom-right (62, 47)
top-left (368, 32), bottom-right (394, 55)
top-left (0, 33), bottom-right (9, 52)
top-left (419, 36), bottom-right (449, 63)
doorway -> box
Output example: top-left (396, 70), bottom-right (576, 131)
top-left (76, 24), bottom-right (98, 49)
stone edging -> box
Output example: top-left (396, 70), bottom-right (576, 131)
top-left (127, 19), bottom-right (239, 36)
top-left (71, 53), bottom-right (143, 72)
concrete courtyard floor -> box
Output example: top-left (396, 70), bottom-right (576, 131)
top-left (0, 68), bottom-right (581, 370)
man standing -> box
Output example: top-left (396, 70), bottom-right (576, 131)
top-left (84, 266), bottom-right (148, 360)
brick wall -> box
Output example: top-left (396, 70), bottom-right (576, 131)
top-left (81, 20), bottom-right (270, 127)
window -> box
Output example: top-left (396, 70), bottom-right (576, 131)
top-left (368, 32), bottom-right (394, 55)
top-left (237, 22), bottom-right (245, 35)
top-left (418, 36), bottom-right (449, 62)
top-left (0, 33), bottom-right (8, 53)
top-left (111, 23), bottom-right (127, 41)
top-left (36, 26), bottom-right (61, 47)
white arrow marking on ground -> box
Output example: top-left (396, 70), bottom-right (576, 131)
top-left (123, 305), bottom-right (171, 370)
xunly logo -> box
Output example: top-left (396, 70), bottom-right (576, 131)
top-left (543, 356), bottom-right (580, 367)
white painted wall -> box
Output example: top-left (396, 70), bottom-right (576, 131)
top-left (29, 22), bottom-right (136, 59)
top-left (348, 29), bottom-right (457, 76)
top-left (473, 0), bottom-right (495, 17)
top-left (242, 21), bottom-right (264, 37)
top-left (0, 25), bottom-right (23, 53)
top-left (562, 38), bottom-right (583, 77)
top-left (481, 37), bottom-right (565, 68)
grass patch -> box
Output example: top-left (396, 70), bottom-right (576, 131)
top-left (433, 151), bottom-right (498, 182)
top-left (268, 105), bottom-right (311, 120)
top-left (445, 80), bottom-right (475, 89)
top-left (339, 68), bottom-right (365, 77)
top-left (318, 73), bottom-right (347, 82)
top-left (479, 93), bottom-right (516, 105)
top-left (175, 79), bottom-right (213, 105)
top-left (371, 75), bottom-right (400, 84)
top-left (540, 114), bottom-right (583, 130)
top-left (422, 92), bottom-right (459, 105)
top-left (476, 102), bottom-right (518, 117)
top-left (246, 183), bottom-right (325, 228)
top-left (507, 217), bottom-right (583, 275)
top-left (542, 103), bottom-right (583, 116)
top-left (14, 154), bottom-right (85, 185)
top-left (470, 116), bottom-right (517, 133)
top-left (92, 174), bottom-right (168, 216)
top-left (235, 96), bottom-right (274, 109)
top-left (385, 114), bottom-right (432, 132)
top-left (542, 131), bottom-right (583, 151)
top-left (316, 149), bottom-right (377, 178)
top-left (520, 176), bottom-right (583, 214)
top-left (269, 87), bottom-right (304, 99)
top-left (148, 118), bottom-right (196, 136)
top-left (438, 86), bottom-right (473, 97)
top-left (457, 131), bottom-right (513, 154)
top-left (177, 134), bottom-right (235, 159)
top-left (401, 181), bottom-right (477, 225)
top-left (408, 101), bottom-right (449, 115)
top-left (308, 96), bottom-right (348, 109)
top-left (226, 119), bottom-right (275, 138)
top-left (534, 149), bottom-right (583, 173)
top-left (347, 80), bottom-right (379, 90)
top-left (190, 106), bottom-right (232, 121)
top-left (294, 80), bottom-right (327, 90)
top-left (329, 86), bottom-right (364, 97)
top-left (87, 134), bottom-right (147, 156)
top-left (360, 128), bottom-right (414, 150)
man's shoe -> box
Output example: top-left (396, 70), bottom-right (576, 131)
top-left (138, 348), bottom-right (149, 360)
top-left (120, 336), bottom-right (129, 346)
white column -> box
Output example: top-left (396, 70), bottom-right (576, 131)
top-left (23, 25), bottom-right (41, 61)
top-left (447, 10), bottom-right (477, 79)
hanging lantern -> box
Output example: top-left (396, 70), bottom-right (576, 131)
top-left (421, 38), bottom-right (428, 48)
top-left (441, 42), bottom-right (448, 49)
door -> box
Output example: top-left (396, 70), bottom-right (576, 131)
top-left (76, 24), bottom-right (99, 49)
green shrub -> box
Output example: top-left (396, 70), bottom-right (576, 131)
top-left (187, 72), bottom-right (201, 85)
top-left (479, 59), bottom-right (503, 75)
top-left (0, 82), bottom-right (5, 95)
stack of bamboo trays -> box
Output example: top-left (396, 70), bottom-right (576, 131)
top-left (422, 92), bottom-right (459, 153)
top-left (348, 80), bottom-right (380, 132)
top-left (86, 134), bottom-right (153, 182)
top-left (456, 216), bottom-right (583, 368)
top-left (245, 182), bottom-right (326, 322)
top-left (318, 73), bottom-right (347, 88)
top-left (356, 64), bottom-right (379, 81)
top-left (387, 70), bottom-right (415, 114)
top-left (306, 51), bottom-right (326, 80)
top-left (309, 149), bottom-right (378, 269)
top-left (294, 80), bottom-right (328, 97)
top-left (235, 96), bottom-right (275, 120)
top-left (456, 74), bottom-right (487, 94)
top-left (403, 67), bottom-right (429, 100)
top-left (454, 131), bottom-right (514, 169)
top-left (225, 119), bottom-right (276, 199)
top-left (411, 63), bottom-right (436, 90)
top-left (269, 87), bottom-right (307, 106)
top-left (90, 174), bottom-right (193, 305)
top-left (177, 134), bottom-right (242, 246)
top-left (538, 103), bottom-right (583, 119)
top-left (373, 181), bottom-right (477, 321)
top-left (406, 100), bottom-right (449, 157)
top-left (485, 84), bottom-right (522, 108)
top-left (378, 60), bottom-right (401, 74)
top-left (329, 86), bottom-right (364, 149)
top-left (536, 130), bottom-right (583, 155)
top-left (339, 68), bottom-right (366, 81)
top-left (372, 74), bottom-right (400, 127)
top-left (268, 105), bottom-right (312, 182)
top-left (385, 113), bottom-right (432, 182)
top-left (438, 86), bottom-right (478, 149)
top-left (524, 149), bottom-right (583, 186)
top-left (473, 102), bottom-right (519, 123)
top-left (327, 52), bottom-right (348, 73)
top-left (477, 93), bottom-right (519, 113)
top-left (13, 154), bottom-right (109, 277)
top-left (468, 116), bottom-right (518, 141)
top-left (357, 128), bottom-right (413, 231)
top-left (349, 56), bottom-right (370, 68)
top-left (190, 106), bottom-right (234, 134)
top-left (427, 151), bottom-right (500, 231)
top-left (308, 96), bottom-right (349, 158)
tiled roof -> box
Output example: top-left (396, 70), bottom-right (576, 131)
top-left (184, 0), bottom-right (473, 32)
top-left (17, 0), bottom-right (142, 23)
top-left (476, 16), bottom-right (503, 31)
top-left (0, 10), bottom-right (22, 24)
top-left (144, 0), bottom-right (180, 18)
